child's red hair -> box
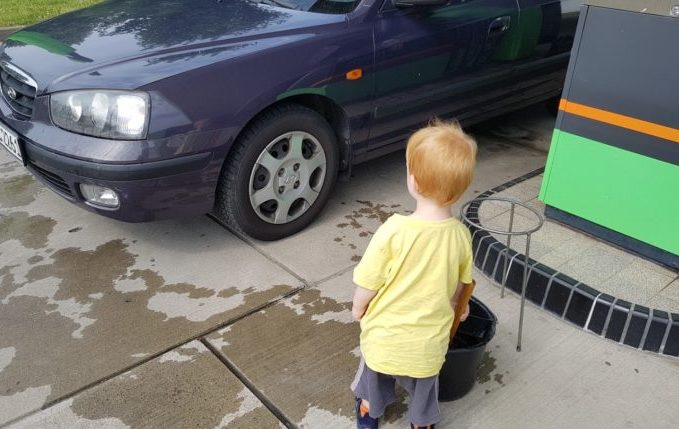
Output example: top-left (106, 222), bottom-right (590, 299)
top-left (406, 120), bottom-right (477, 207)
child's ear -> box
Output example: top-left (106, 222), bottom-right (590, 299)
top-left (408, 173), bottom-right (420, 194)
top-left (413, 175), bottom-right (421, 193)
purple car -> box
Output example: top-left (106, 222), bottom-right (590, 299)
top-left (0, 0), bottom-right (580, 240)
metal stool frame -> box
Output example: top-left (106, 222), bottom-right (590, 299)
top-left (460, 197), bottom-right (545, 352)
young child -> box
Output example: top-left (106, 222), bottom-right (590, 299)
top-left (351, 120), bottom-right (477, 429)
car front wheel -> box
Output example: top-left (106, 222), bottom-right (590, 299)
top-left (215, 104), bottom-right (339, 241)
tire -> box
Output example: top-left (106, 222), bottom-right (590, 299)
top-left (214, 104), bottom-right (339, 241)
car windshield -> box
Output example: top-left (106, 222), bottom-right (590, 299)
top-left (249, 0), bottom-right (362, 14)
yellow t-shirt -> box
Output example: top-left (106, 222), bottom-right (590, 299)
top-left (353, 214), bottom-right (473, 378)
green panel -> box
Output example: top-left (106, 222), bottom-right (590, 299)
top-left (8, 31), bottom-right (92, 63)
top-left (540, 130), bottom-right (679, 255)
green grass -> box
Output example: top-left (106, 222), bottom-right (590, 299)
top-left (0, 0), bottom-right (102, 27)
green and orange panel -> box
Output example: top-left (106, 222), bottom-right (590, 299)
top-left (539, 4), bottom-right (679, 269)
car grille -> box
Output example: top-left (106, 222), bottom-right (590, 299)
top-left (0, 63), bottom-right (37, 118)
top-left (29, 162), bottom-right (74, 198)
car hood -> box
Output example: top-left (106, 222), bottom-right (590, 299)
top-left (0, 0), bottom-right (345, 93)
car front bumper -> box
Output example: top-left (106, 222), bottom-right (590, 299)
top-left (1, 113), bottom-right (228, 223)
top-left (21, 140), bottom-right (219, 222)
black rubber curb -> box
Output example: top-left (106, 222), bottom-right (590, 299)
top-left (462, 168), bottom-right (679, 358)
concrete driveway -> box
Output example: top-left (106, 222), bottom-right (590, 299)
top-left (1, 107), bottom-right (677, 428)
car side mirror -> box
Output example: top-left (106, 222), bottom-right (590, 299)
top-left (392, 0), bottom-right (448, 7)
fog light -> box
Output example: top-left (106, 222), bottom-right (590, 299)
top-left (80, 184), bottom-right (119, 208)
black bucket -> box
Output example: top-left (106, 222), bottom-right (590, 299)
top-left (438, 296), bottom-right (497, 401)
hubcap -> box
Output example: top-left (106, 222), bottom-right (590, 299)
top-left (249, 131), bottom-right (327, 224)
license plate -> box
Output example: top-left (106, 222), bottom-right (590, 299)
top-left (0, 121), bottom-right (23, 164)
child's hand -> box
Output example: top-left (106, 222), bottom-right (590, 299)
top-left (352, 306), bottom-right (366, 321)
top-left (460, 303), bottom-right (470, 322)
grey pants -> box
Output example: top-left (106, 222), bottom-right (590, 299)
top-left (351, 359), bottom-right (441, 426)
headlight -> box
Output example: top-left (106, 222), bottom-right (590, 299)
top-left (50, 90), bottom-right (150, 139)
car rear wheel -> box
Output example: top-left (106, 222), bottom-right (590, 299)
top-left (215, 104), bottom-right (339, 241)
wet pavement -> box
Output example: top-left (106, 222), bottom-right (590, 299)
top-left (1, 107), bottom-right (678, 428)
top-left (8, 341), bottom-right (283, 429)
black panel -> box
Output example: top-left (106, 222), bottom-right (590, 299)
top-left (605, 300), bottom-right (631, 342)
top-left (558, 3), bottom-right (587, 100)
top-left (493, 247), bottom-right (518, 285)
top-left (470, 229), bottom-right (489, 252)
top-left (663, 313), bottom-right (679, 357)
top-left (543, 274), bottom-right (577, 317)
top-left (504, 254), bottom-right (530, 295)
top-left (482, 242), bottom-right (502, 277)
top-left (587, 294), bottom-right (615, 335)
top-left (643, 310), bottom-right (670, 353)
top-left (623, 305), bottom-right (649, 348)
top-left (474, 235), bottom-right (493, 267)
top-left (565, 283), bottom-right (598, 328)
top-left (525, 263), bottom-right (554, 306)
top-left (568, 7), bottom-right (679, 131)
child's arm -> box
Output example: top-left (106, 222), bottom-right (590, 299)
top-left (352, 285), bottom-right (378, 321)
top-left (454, 226), bottom-right (475, 322)
top-left (451, 281), bottom-right (473, 321)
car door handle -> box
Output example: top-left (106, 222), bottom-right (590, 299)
top-left (488, 16), bottom-right (511, 35)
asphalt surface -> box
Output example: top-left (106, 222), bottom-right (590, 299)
top-left (1, 107), bottom-right (678, 428)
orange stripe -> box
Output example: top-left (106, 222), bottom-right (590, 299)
top-left (559, 99), bottom-right (679, 144)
